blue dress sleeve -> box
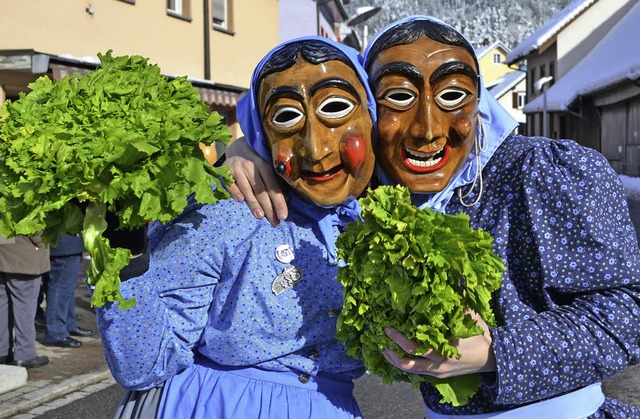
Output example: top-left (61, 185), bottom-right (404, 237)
top-left (96, 204), bottom-right (224, 390)
top-left (489, 139), bottom-right (640, 405)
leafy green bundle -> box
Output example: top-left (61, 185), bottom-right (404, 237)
top-left (0, 51), bottom-right (232, 308)
top-left (335, 185), bottom-right (504, 406)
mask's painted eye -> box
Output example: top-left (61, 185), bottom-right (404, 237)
top-left (435, 87), bottom-right (469, 108)
top-left (316, 97), bottom-right (354, 119)
top-left (384, 88), bottom-right (416, 107)
top-left (273, 106), bottom-right (304, 128)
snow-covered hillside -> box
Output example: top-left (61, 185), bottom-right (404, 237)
top-left (344, 0), bottom-right (573, 48)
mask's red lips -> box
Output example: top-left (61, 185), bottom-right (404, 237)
top-left (302, 164), bottom-right (344, 182)
top-left (402, 145), bottom-right (450, 173)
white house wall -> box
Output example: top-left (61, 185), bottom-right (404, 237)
top-left (556, 0), bottom-right (638, 78)
top-left (497, 79), bottom-right (527, 125)
top-left (279, 0), bottom-right (318, 42)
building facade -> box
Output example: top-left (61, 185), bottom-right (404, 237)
top-left (507, 0), bottom-right (640, 175)
top-left (477, 41), bottom-right (527, 133)
top-left (0, 0), bottom-right (280, 143)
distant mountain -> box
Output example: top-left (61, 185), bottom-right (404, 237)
top-left (343, 0), bottom-right (573, 49)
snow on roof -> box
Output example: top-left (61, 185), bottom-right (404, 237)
top-left (488, 69), bottom-right (527, 99)
top-left (475, 41), bottom-right (508, 60)
top-left (505, 0), bottom-right (597, 64)
top-left (523, 1), bottom-right (640, 113)
top-left (56, 53), bottom-right (101, 66)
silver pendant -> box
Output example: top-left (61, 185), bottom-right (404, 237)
top-left (275, 244), bottom-right (295, 264)
top-left (272, 265), bottom-right (302, 295)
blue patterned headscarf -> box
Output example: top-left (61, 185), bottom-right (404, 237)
top-left (236, 37), bottom-right (376, 262)
top-left (364, 16), bottom-right (518, 212)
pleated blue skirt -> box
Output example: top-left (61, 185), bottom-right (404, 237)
top-left (156, 357), bottom-right (363, 419)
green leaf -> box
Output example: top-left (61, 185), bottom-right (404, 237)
top-left (335, 185), bottom-right (505, 405)
top-left (0, 50), bottom-right (234, 308)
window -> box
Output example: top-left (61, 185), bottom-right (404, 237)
top-left (517, 92), bottom-right (526, 109)
top-left (168, 0), bottom-right (182, 14)
top-left (512, 91), bottom-right (526, 109)
top-left (492, 53), bottom-right (501, 64)
top-left (530, 67), bottom-right (536, 94)
top-left (167, 0), bottom-right (191, 19)
top-left (213, 0), bottom-right (229, 29)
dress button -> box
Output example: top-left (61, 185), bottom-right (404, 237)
top-left (298, 373), bottom-right (310, 384)
top-left (328, 309), bottom-right (340, 317)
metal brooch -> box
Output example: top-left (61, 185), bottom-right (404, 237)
top-left (272, 265), bottom-right (302, 295)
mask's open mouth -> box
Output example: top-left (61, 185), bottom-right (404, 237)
top-left (402, 145), bottom-right (449, 173)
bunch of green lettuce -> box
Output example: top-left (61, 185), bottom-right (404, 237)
top-left (335, 185), bottom-right (504, 406)
top-left (0, 51), bottom-right (232, 308)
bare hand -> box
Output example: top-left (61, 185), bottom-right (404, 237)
top-left (381, 310), bottom-right (496, 378)
top-left (224, 137), bottom-right (288, 226)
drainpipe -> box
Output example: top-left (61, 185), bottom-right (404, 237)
top-left (204, 0), bottom-right (211, 79)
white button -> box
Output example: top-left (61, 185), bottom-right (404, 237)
top-left (275, 244), bottom-right (295, 263)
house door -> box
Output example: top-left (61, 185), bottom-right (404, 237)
top-left (600, 103), bottom-right (627, 174)
top-left (627, 99), bottom-right (640, 176)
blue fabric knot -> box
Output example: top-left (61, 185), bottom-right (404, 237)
top-left (288, 193), bottom-right (361, 263)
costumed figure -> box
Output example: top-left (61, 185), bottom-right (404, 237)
top-left (96, 36), bottom-right (377, 419)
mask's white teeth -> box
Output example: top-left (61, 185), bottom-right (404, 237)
top-left (404, 147), bottom-right (444, 167)
top-left (405, 148), bottom-right (440, 158)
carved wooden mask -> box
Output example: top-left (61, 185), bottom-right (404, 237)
top-left (369, 36), bottom-right (479, 193)
top-left (258, 55), bottom-right (375, 206)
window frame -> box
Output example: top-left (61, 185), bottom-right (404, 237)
top-left (167, 0), bottom-right (192, 21)
top-left (212, 0), bottom-right (226, 28)
top-left (517, 92), bottom-right (526, 109)
top-left (167, 0), bottom-right (182, 15)
top-left (212, 0), bottom-right (233, 32)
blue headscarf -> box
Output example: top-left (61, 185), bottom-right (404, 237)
top-left (238, 36), bottom-right (376, 163)
top-left (365, 16), bottom-right (518, 212)
top-left (236, 36), bottom-right (376, 263)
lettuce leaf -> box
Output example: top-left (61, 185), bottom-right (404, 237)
top-left (335, 185), bottom-right (504, 406)
top-left (0, 51), bottom-right (232, 308)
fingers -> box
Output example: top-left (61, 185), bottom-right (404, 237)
top-left (249, 157), bottom-right (285, 226)
top-left (384, 327), bottom-right (419, 355)
top-left (235, 159), bottom-right (268, 219)
top-left (226, 157), bottom-right (286, 226)
top-left (226, 182), bottom-right (245, 203)
top-left (224, 136), bottom-right (288, 226)
top-left (382, 348), bottom-right (442, 376)
top-left (259, 181), bottom-right (287, 226)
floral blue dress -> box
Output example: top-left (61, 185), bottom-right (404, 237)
top-left (96, 198), bottom-right (365, 418)
top-left (416, 135), bottom-right (640, 418)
